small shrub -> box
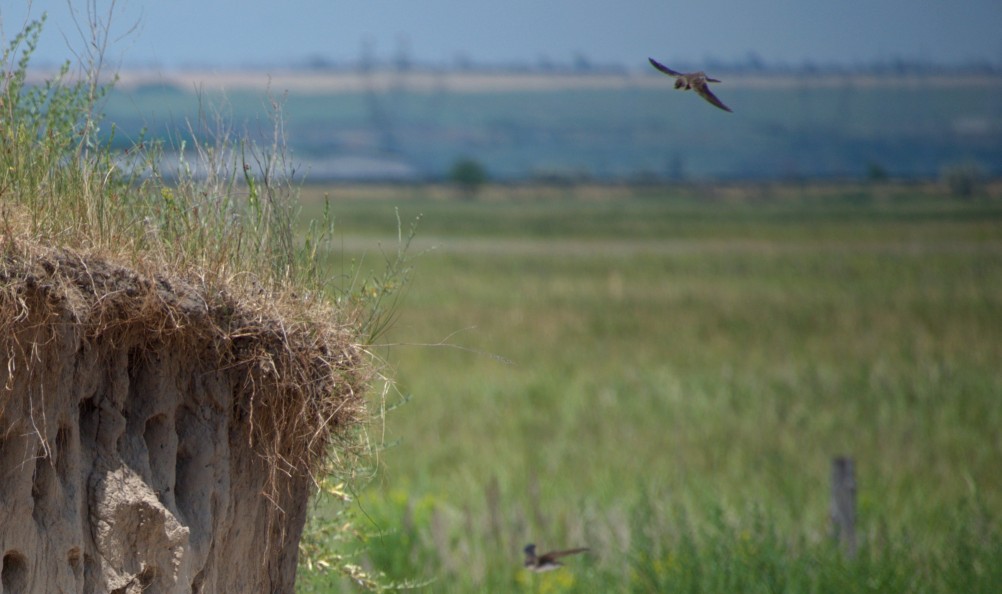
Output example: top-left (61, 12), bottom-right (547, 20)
top-left (941, 162), bottom-right (983, 199)
top-left (866, 161), bottom-right (888, 182)
top-left (449, 157), bottom-right (487, 199)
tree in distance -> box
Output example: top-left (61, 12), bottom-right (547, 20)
top-left (449, 157), bottom-right (488, 199)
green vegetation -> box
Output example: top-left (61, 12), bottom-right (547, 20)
top-left (298, 184), bottom-right (1002, 592)
top-left (448, 157), bottom-right (488, 198)
top-left (2, 16), bottom-right (314, 292)
top-left (941, 162), bottom-right (985, 199)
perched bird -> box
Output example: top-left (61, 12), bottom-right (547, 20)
top-left (523, 543), bottom-right (589, 572)
top-left (648, 57), bottom-right (733, 113)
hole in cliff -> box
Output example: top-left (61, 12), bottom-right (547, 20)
top-left (31, 446), bottom-right (57, 525)
top-left (173, 406), bottom-right (203, 524)
top-left (191, 568), bottom-right (206, 593)
top-left (174, 447), bottom-right (195, 522)
top-left (78, 397), bottom-right (99, 446)
top-left (1, 551), bottom-right (29, 594)
top-left (137, 565), bottom-right (157, 587)
top-left (143, 413), bottom-right (172, 494)
top-left (84, 554), bottom-right (99, 588)
top-left (0, 435), bottom-right (15, 504)
top-left (55, 425), bottom-right (73, 485)
top-left (143, 414), bottom-right (169, 454)
top-left (67, 547), bottom-right (82, 581)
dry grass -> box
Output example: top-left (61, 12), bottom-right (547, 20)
top-left (0, 228), bottom-right (371, 493)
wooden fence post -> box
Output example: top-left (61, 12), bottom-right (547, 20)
top-left (830, 456), bottom-right (857, 557)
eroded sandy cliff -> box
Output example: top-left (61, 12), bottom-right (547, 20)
top-left (0, 246), bottom-right (366, 593)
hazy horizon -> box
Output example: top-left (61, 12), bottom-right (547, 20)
top-left (6, 1), bottom-right (1000, 183)
top-left (3, 1), bottom-right (1001, 72)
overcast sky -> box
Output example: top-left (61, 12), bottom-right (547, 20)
top-left (3, 1), bottom-right (1001, 70)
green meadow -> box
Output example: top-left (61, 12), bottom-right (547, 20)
top-left (297, 183), bottom-right (1002, 592)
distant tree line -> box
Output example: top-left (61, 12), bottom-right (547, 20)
top-left (290, 55), bottom-right (1002, 76)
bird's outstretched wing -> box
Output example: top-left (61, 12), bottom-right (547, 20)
top-left (541, 547), bottom-right (589, 561)
top-left (694, 83), bottom-right (733, 112)
top-left (648, 57), bottom-right (682, 77)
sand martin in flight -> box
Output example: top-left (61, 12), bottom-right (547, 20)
top-left (649, 57), bottom-right (733, 112)
top-left (523, 544), bottom-right (589, 572)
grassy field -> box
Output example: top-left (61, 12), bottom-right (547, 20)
top-left (297, 183), bottom-right (1002, 592)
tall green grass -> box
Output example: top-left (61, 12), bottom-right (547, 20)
top-left (1, 14), bottom-right (379, 298)
top-left (298, 186), bottom-right (1002, 591)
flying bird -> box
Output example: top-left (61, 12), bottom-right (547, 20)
top-left (648, 57), bottom-right (733, 113)
top-left (523, 544), bottom-right (589, 572)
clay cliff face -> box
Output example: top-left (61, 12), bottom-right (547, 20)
top-left (0, 247), bottom-right (366, 594)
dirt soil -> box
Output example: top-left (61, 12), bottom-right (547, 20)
top-left (0, 245), bottom-right (364, 593)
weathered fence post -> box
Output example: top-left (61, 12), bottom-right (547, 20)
top-left (830, 456), bottom-right (857, 557)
